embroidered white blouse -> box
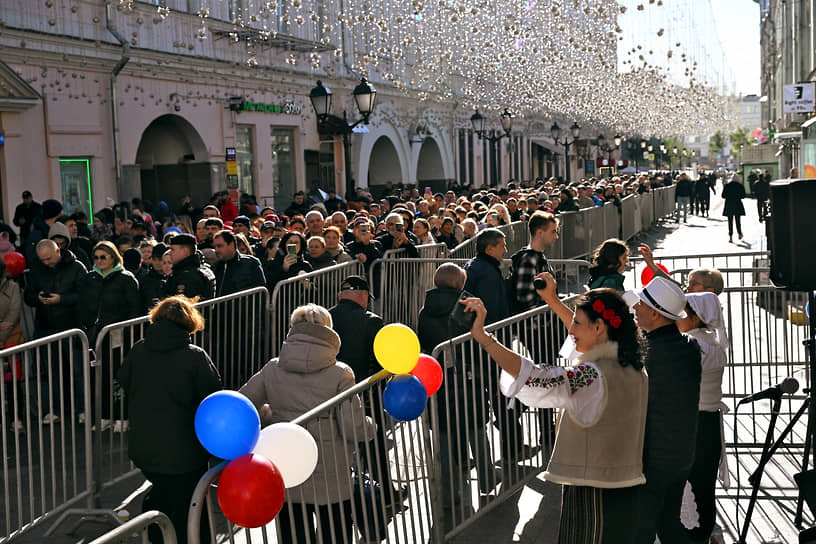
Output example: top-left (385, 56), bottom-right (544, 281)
top-left (500, 341), bottom-right (614, 427)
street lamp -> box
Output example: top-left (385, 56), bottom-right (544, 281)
top-left (647, 143), bottom-right (654, 170)
top-left (551, 121), bottom-right (581, 183)
top-left (309, 78), bottom-right (377, 198)
top-left (682, 147), bottom-right (689, 168)
top-left (596, 133), bottom-right (620, 161)
top-left (659, 143), bottom-right (667, 170)
top-left (470, 108), bottom-right (513, 142)
top-left (471, 109), bottom-right (513, 186)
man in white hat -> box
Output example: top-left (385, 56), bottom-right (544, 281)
top-left (631, 277), bottom-right (702, 544)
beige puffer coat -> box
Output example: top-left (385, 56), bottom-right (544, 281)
top-left (239, 321), bottom-right (376, 505)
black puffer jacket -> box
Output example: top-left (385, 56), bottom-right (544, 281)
top-left (118, 319), bottom-right (222, 474)
top-left (139, 268), bottom-right (166, 311)
top-left (23, 249), bottom-right (87, 333)
top-left (78, 267), bottom-right (143, 342)
top-left (213, 252), bottom-right (266, 297)
top-left (642, 323), bottom-right (701, 474)
top-left (329, 299), bottom-right (384, 381)
top-left (164, 253), bottom-right (216, 301)
top-left (263, 253), bottom-right (313, 292)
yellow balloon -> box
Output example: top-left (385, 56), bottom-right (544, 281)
top-left (374, 324), bottom-right (421, 374)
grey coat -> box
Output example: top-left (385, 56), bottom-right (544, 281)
top-left (239, 322), bottom-right (375, 505)
top-left (0, 277), bottom-right (21, 345)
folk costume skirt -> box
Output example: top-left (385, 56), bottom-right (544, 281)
top-left (558, 484), bottom-right (640, 544)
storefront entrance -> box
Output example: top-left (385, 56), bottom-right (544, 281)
top-left (136, 114), bottom-right (212, 209)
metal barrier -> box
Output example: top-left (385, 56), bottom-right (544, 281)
top-left (187, 369), bottom-right (436, 544)
top-left (625, 251), bottom-right (769, 289)
top-left (372, 257), bottom-right (589, 330)
top-left (269, 260), bottom-right (365, 358)
top-left (448, 222), bottom-right (527, 259)
top-left (620, 195), bottom-right (637, 241)
top-left (89, 511), bottom-right (177, 544)
top-left (0, 329), bottom-right (94, 543)
top-left (417, 243), bottom-right (447, 259)
top-left (89, 287), bottom-right (271, 515)
top-left (429, 300), bottom-right (576, 539)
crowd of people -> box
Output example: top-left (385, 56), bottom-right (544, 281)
top-left (0, 168), bottom-right (732, 543)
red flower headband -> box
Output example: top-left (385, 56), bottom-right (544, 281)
top-left (592, 299), bottom-right (622, 328)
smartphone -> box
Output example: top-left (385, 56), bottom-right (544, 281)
top-left (359, 224), bottom-right (369, 233)
top-left (40, 291), bottom-right (53, 298)
top-left (395, 223), bottom-right (404, 232)
top-left (449, 289), bottom-right (476, 330)
top-left (286, 244), bottom-right (297, 257)
top-left (424, 187), bottom-right (432, 195)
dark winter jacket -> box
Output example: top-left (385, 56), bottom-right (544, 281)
top-left (23, 249), bottom-right (87, 334)
top-left (213, 252), bottom-right (266, 297)
top-left (722, 180), bottom-right (746, 217)
top-left (695, 178), bottom-right (714, 200)
top-left (375, 232), bottom-right (420, 257)
top-left (305, 251), bottom-right (336, 271)
top-left (675, 178), bottom-right (692, 198)
top-left (752, 177), bottom-right (770, 200)
top-left (346, 239), bottom-right (383, 275)
top-left (23, 216), bottom-right (53, 265)
top-left (464, 253), bottom-right (510, 324)
top-left (139, 268), bottom-right (166, 311)
top-left (163, 253), bottom-right (216, 301)
top-left (78, 267), bottom-right (143, 342)
top-left (329, 299), bottom-right (384, 381)
top-left (118, 319), bottom-right (222, 474)
top-left (642, 323), bottom-right (701, 474)
top-left (263, 254), bottom-right (313, 292)
top-left (13, 200), bottom-right (42, 241)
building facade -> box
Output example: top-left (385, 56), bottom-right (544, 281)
top-left (0, 0), bottom-right (555, 223)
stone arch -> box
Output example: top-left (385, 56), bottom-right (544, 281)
top-left (356, 122), bottom-right (409, 188)
top-left (135, 114), bottom-right (212, 207)
top-left (416, 138), bottom-right (445, 183)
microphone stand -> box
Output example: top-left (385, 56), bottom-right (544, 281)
top-left (738, 393), bottom-right (784, 544)
top-left (795, 290), bottom-right (816, 527)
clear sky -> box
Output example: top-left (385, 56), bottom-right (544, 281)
top-left (712, 0), bottom-right (761, 96)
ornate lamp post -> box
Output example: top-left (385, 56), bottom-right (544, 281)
top-left (470, 109), bottom-right (513, 186)
top-left (309, 78), bottom-right (377, 198)
top-left (551, 121), bottom-right (581, 183)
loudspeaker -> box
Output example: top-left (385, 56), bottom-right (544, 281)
top-left (768, 179), bottom-right (816, 290)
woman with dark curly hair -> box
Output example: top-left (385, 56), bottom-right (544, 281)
top-left (463, 273), bottom-right (647, 543)
top-left (588, 238), bottom-right (628, 292)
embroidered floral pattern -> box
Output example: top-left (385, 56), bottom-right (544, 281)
top-left (525, 364), bottom-right (600, 394)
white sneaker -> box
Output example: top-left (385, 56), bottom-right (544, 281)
top-left (93, 418), bottom-right (112, 431)
top-left (113, 420), bottom-right (129, 433)
top-left (77, 413), bottom-right (86, 424)
top-left (42, 413), bottom-right (60, 425)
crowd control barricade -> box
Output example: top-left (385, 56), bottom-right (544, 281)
top-left (429, 297), bottom-right (578, 539)
top-left (501, 221), bottom-right (529, 256)
top-left (447, 237), bottom-right (477, 259)
top-left (269, 260), bottom-right (364, 358)
top-left (620, 195), bottom-right (637, 241)
top-left (90, 287), bottom-right (272, 505)
top-left (640, 190), bottom-right (655, 228)
top-left (417, 243), bottom-right (447, 259)
top-left (187, 370), bottom-right (438, 544)
top-left (89, 511), bottom-right (177, 544)
top-left (715, 285), bottom-right (811, 532)
top-left (0, 329), bottom-right (93, 543)
top-left (584, 205), bottom-right (605, 257)
top-left (557, 211), bottom-right (587, 259)
top-left (625, 250), bottom-right (769, 289)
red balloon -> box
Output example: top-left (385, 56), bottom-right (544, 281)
top-left (3, 252), bottom-right (25, 278)
top-left (410, 354), bottom-right (443, 396)
top-left (640, 263), bottom-right (669, 286)
top-left (217, 453), bottom-right (286, 528)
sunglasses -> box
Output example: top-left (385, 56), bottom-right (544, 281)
top-left (93, 254), bottom-right (110, 261)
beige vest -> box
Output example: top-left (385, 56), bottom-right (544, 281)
top-left (545, 341), bottom-right (649, 489)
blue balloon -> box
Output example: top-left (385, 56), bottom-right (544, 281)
top-left (195, 391), bottom-right (260, 460)
top-left (383, 375), bottom-right (428, 422)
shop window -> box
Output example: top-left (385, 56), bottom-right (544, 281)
top-left (270, 128), bottom-right (296, 209)
top-left (235, 125), bottom-right (255, 195)
top-left (59, 158), bottom-right (94, 223)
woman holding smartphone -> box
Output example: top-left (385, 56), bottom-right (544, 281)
top-left (263, 231), bottom-right (312, 291)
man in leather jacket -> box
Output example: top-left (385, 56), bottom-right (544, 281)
top-left (212, 230), bottom-right (265, 297)
top-left (163, 234), bottom-right (215, 300)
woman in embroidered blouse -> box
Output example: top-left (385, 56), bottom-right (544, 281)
top-left (462, 273), bottom-right (648, 544)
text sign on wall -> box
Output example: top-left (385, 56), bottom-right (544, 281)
top-left (784, 83), bottom-right (816, 113)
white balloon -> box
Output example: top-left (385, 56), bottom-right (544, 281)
top-left (252, 423), bottom-right (318, 488)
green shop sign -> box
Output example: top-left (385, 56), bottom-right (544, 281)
top-left (237, 100), bottom-right (301, 115)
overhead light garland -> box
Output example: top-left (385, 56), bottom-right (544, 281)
top-left (4, 0), bottom-right (737, 137)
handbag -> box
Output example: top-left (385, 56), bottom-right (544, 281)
top-left (352, 470), bottom-right (388, 543)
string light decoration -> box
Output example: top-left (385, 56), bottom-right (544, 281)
top-left (0, 0), bottom-right (737, 137)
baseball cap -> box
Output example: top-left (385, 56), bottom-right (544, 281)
top-left (261, 221), bottom-right (277, 231)
top-left (22, 191), bottom-right (32, 198)
top-left (340, 275), bottom-right (374, 299)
